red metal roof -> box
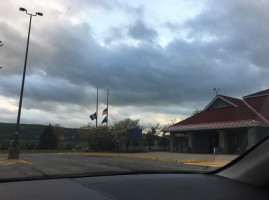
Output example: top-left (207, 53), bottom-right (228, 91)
top-left (165, 89), bottom-right (269, 132)
top-left (244, 96), bottom-right (269, 120)
top-left (165, 119), bottom-right (261, 132)
top-left (243, 89), bottom-right (269, 98)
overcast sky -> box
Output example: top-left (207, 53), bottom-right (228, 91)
top-left (0, 0), bottom-right (268, 128)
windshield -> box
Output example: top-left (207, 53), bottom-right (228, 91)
top-left (0, 0), bottom-right (269, 181)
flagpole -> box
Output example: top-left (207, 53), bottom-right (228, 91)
top-left (107, 88), bottom-right (109, 126)
top-left (96, 87), bottom-right (98, 129)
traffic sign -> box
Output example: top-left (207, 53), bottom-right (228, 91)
top-left (60, 136), bottom-right (64, 141)
top-left (129, 128), bottom-right (142, 140)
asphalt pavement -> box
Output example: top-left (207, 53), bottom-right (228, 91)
top-left (0, 152), bottom-right (238, 181)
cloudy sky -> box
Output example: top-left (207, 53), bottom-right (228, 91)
top-left (0, 0), bottom-right (268, 128)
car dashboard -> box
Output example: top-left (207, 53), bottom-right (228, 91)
top-left (0, 173), bottom-right (268, 200)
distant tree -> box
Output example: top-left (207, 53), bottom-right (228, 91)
top-left (25, 142), bottom-right (37, 150)
top-left (65, 143), bottom-right (74, 150)
top-left (38, 124), bottom-right (58, 150)
top-left (192, 109), bottom-right (202, 116)
top-left (144, 124), bottom-right (160, 146)
top-left (52, 124), bottom-right (64, 141)
top-left (78, 124), bottom-right (113, 151)
top-left (0, 140), bottom-right (9, 150)
top-left (113, 118), bottom-right (141, 144)
top-left (161, 118), bottom-right (181, 132)
top-left (159, 135), bottom-right (169, 147)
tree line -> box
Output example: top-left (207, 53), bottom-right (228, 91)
top-left (79, 118), bottom-right (170, 152)
top-left (0, 118), bottom-right (172, 151)
top-left (0, 109), bottom-right (202, 151)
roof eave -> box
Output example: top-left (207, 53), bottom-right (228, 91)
top-left (203, 95), bottom-right (238, 111)
top-left (243, 93), bottom-right (269, 99)
top-left (166, 124), bottom-right (269, 132)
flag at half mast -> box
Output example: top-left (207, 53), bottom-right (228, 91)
top-left (101, 116), bottom-right (107, 124)
top-left (90, 112), bottom-right (97, 120)
top-left (102, 108), bottom-right (108, 115)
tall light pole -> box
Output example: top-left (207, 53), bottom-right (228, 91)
top-left (8, 8), bottom-right (43, 159)
top-left (0, 41), bottom-right (3, 69)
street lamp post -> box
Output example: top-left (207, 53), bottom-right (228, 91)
top-left (8, 8), bottom-right (43, 159)
top-left (0, 41), bottom-right (3, 69)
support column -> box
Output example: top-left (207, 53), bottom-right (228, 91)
top-left (187, 132), bottom-right (193, 153)
top-left (170, 132), bottom-right (175, 152)
top-left (247, 127), bottom-right (257, 149)
top-left (219, 130), bottom-right (227, 154)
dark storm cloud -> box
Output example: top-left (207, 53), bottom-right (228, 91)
top-left (0, 20), bottom-right (98, 108)
top-left (104, 27), bottom-right (124, 44)
top-left (127, 20), bottom-right (158, 42)
top-left (62, 0), bottom-right (119, 11)
top-left (0, 74), bottom-right (92, 107)
top-left (1, 0), bottom-right (269, 114)
top-left (185, 0), bottom-right (269, 69)
top-left (0, 22), bottom-right (27, 74)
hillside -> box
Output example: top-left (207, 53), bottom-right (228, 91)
top-left (0, 122), bottom-right (81, 142)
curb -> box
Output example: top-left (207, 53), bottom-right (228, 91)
top-left (57, 153), bottom-right (203, 164)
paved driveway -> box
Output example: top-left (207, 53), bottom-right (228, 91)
top-left (0, 152), bottom-right (238, 181)
top-left (69, 151), bottom-right (237, 161)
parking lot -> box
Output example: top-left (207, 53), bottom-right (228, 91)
top-left (0, 152), bottom-right (237, 181)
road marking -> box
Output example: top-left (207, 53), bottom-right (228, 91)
top-left (183, 160), bottom-right (230, 167)
top-left (57, 153), bottom-right (231, 167)
top-left (0, 157), bottom-right (32, 165)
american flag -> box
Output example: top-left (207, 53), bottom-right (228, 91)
top-left (102, 108), bottom-right (108, 115)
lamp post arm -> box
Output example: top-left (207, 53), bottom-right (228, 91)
top-left (25, 10), bottom-right (37, 16)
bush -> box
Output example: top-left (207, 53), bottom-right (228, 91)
top-left (65, 143), bottom-right (74, 150)
top-left (25, 142), bottom-right (37, 150)
top-left (0, 141), bottom-right (9, 150)
top-left (79, 125), bottom-right (114, 151)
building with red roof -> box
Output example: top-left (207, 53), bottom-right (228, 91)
top-left (164, 89), bottom-right (269, 154)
